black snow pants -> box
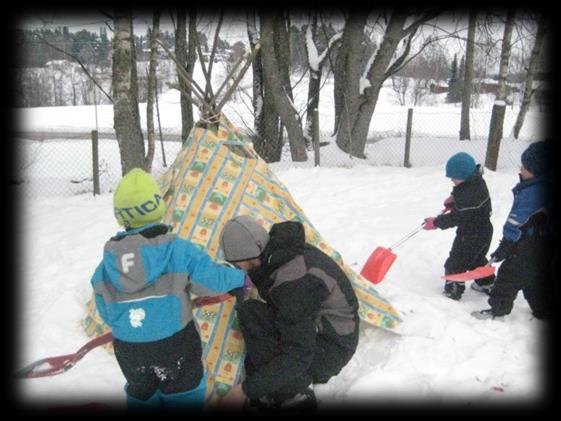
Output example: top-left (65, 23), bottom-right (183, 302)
top-left (488, 235), bottom-right (553, 318)
top-left (113, 321), bottom-right (204, 400)
top-left (237, 299), bottom-right (354, 403)
top-left (444, 223), bottom-right (495, 298)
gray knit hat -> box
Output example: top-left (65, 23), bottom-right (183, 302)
top-left (220, 215), bottom-right (270, 262)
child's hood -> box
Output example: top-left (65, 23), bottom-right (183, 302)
top-left (102, 227), bottom-right (173, 293)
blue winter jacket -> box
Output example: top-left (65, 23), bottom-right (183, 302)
top-left (502, 176), bottom-right (549, 242)
top-left (91, 223), bottom-right (244, 343)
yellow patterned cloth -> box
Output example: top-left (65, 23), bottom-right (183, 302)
top-left (83, 115), bottom-right (401, 403)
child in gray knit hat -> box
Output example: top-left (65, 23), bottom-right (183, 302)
top-left (218, 215), bottom-right (359, 412)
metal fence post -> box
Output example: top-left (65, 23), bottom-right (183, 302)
top-left (313, 109), bottom-right (320, 167)
top-left (91, 130), bottom-right (100, 196)
top-left (404, 108), bottom-right (413, 168)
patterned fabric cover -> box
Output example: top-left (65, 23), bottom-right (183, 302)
top-left (83, 115), bottom-right (401, 402)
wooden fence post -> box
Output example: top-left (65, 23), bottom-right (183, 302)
top-left (404, 108), bottom-right (413, 168)
top-left (91, 130), bottom-right (100, 196)
top-left (313, 109), bottom-right (320, 167)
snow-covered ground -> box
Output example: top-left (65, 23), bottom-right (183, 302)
top-left (13, 68), bottom-right (552, 411)
top-left (15, 163), bottom-right (550, 410)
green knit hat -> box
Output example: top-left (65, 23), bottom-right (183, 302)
top-left (113, 168), bottom-right (165, 228)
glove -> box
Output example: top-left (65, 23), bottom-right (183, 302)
top-left (423, 217), bottom-right (437, 230)
top-left (490, 239), bottom-right (516, 262)
top-left (228, 274), bottom-right (253, 302)
top-left (242, 274), bottom-right (253, 299)
top-left (443, 195), bottom-right (455, 209)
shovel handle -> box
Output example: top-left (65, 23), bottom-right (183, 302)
top-left (389, 225), bottom-right (424, 250)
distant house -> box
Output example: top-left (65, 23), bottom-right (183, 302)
top-left (475, 78), bottom-right (520, 96)
top-left (429, 80), bottom-right (448, 94)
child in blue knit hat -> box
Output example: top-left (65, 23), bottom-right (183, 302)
top-left (91, 168), bottom-right (246, 411)
top-left (423, 152), bottom-right (495, 300)
top-left (472, 140), bottom-right (553, 320)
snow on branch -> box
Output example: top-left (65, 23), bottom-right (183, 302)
top-left (306, 26), bottom-right (342, 73)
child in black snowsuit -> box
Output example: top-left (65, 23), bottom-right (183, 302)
top-left (472, 141), bottom-right (553, 320)
top-left (218, 216), bottom-right (359, 412)
top-left (423, 152), bottom-right (495, 300)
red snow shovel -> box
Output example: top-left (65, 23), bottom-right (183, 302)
top-left (15, 293), bottom-right (233, 379)
top-left (15, 332), bottom-right (114, 379)
top-left (441, 258), bottom-right (496, 282)
top-left (361, 224), bottom-right (425, 284)
top-left (361, 208), bottom-right (452, 284)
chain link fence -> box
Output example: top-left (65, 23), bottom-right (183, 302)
top-left (13, 106), bottom-right (549, 199)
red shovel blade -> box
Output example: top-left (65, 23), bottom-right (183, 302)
top-left (360, 247), bottom-right (397, 284)
top-left (441, 265), bottom-right (496, 282)
top-left (15, 332), bottom-right (114, 379)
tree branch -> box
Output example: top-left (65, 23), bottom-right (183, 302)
top-left (36, 35), bottom-right (113, 103)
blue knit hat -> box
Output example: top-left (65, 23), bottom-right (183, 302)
top-left (446, 152), bottom-right (477, 180)
top-left (521, 141), bottom-right (551, 177)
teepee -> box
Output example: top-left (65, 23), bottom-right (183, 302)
top-left (83, 35), bottom-right (401, 403)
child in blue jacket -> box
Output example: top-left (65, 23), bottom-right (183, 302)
top-left (91, 168), bottom-right (245, 411)
top-left (472, 141), bottom-right (553, 320)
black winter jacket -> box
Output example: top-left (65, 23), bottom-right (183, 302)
top-left (242, 221), bottom-right (359, 399)
top-left (434, 165), bottom-right (492, 234)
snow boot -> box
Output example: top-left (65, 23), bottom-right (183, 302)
top-left (471, 282), bottom-right (493, 295)
top-left (159, 373), bottom-right (208, 412)
top-left (125, 385), bottom-right (161, 411)
top-left (470, 309), bottom-right (504, 321)
top-left (249, 386), bottom-right (317, 413)
top-left (443, 281), bottom-right (464, 300)
top-left (278, 387), bottom-right (317, 412)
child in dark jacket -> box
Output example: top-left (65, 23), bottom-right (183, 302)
top-left (423, 152), bottom-right (495, 300)
top-left (472, 141), bottom-right (553, 320)
top-left (218, 216), bottom-right (359, 412)
top-left (91, 168), bottom-right (245, 411)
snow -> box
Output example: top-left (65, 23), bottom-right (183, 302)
top-left (15, 165), bottom-right (550, 410)
top-left (14, 70), bottom-right (551, 411)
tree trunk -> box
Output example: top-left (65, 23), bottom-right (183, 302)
top-left (261, 14), bottom-right (307, 162)
top-left (485, 10), bottom-right (515, 171)
top-left (273, 12), bottom-right (293, 102)
top-left (144, 10), bottom-right (160, 173)
top-left (334, 12), bottom-right (368, 156)
top-left (336, 13), bottom-right (407, 158)
top-left (175, 9), bottom-right (195, 141)
top-left (247, 12), bottom-right (281, 162)
top-left (304, 14), bottom-right (321, 147)
top-left (459, 10), bottom-right (476, 140)
top-left (112, 8), bottom-right (145, 175)
top-left (513, 12), bottom-right (547, 139)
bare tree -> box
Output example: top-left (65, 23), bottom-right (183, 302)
top-left (144, 9), bottom-right (161, 173)
top-left (512, 12), bottom-right (547, 139)
top-left (391, 76), bottom-right (409, 106)
top-left (112, 8), bottom-right (145, 175)
top-left (34, 33), bottom-right (113, 103)
top-left (484, 10), bottom-right (515, 171)
top-left (334, 9), bottom-right (441, 158)
top-left (261, 12), bottom-right (307, 161)
top-left (175, 9), bottom-right (197, 140)
top-left (247, 12), bottom-right (282, 162)
top-left (459, 10), bottom-right (477, 140)
top-left (304, 13), bottom-right (342, 145)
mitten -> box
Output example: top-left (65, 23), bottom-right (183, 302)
top-left (490, 239), bottom-right (515, 262)
top-left (423, 217), bottom-right (437, 230)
